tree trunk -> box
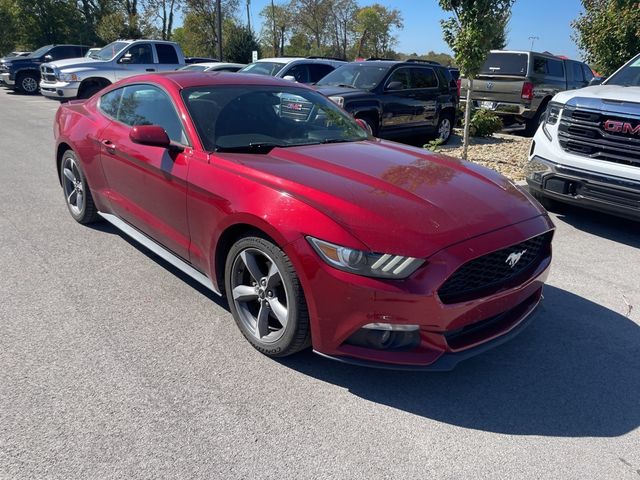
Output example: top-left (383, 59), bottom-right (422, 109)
top-left (462, 77), bottom-right (473, 161)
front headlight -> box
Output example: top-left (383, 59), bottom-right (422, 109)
top-left (58, 72), bottom-right (79, 82)
top-left (307, 237), bottom-right (424, 279)
top-left (328, 96), bottom-right (344, 107)
top-left (542, 102), bottom-right (562, 140)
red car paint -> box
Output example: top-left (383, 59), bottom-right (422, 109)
top-left (55, 72), bottom-right (554, 369)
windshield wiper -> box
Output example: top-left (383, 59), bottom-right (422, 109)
top-left (334, 83), bottom-right (356, 89)
top-left (319, 138), bottom-right (354, 144)
top-left (214, 142), bottom-right (286, 154)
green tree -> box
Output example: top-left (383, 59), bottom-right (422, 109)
top-left (354, 4), bottom-right (403, 58)
top-left (572, 0), bottom-right (640, 76)
top-left (439, 0), bottom-right (515, 159)
top-left (0, 0), bottom-right (19, 55)
top-left (185, 0), bottom-right (239, 59)
top-left (224, 22), bottom-right (260, 62)
top-left (259, 1), bottom-right (292, 57)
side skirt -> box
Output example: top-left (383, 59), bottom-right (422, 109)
top-left (99, 212), bottom-right (221, 296)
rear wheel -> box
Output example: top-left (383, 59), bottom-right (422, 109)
top-left (435, 112), bottom-right (454, 144)
top-left (225, 235), bottom-right (310, 357)
top-left (77, 82), bottom-right (105, 99)
top-left (17, 72), bottom-right (39, 94)
top-left (60, 150), bottom-right (100, 224)
top-left (524, 103), bottom-right (548, 136)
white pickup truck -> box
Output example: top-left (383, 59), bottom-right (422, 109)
top-left (527, 53), bottom-right (640, 220)
top-left (39, 39), bottom-right (185, 99)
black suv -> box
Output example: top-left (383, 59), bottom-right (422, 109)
top-left (0, 44), bottom-right (89, 94)
top-left (315, 59), bottom-right (459, 143)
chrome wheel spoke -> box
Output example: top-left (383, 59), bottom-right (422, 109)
top-left (255, 303), bottom-right (270, 338)
top-left (233, 285), bottom-right (259, 303)
top-left (267, 297), bottom-right (288, 327)
top-left (67, 190), bottom-right (76, 205)
top-left (266, 261), bottom-right (282, 289)
top-left (240, 250), bottom-right (263, 283)
top-left (76, 192), bottom-right (83, 210)
top-left (63, 168), bottom-right (76, 183)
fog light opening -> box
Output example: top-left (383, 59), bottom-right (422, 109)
top-left (344, 323), bottom-right (421, 351)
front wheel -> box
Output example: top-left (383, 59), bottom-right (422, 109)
top-left (225, 235), bottom-right (310, 357)
top-left (17, 72), bottom-right (39, 94)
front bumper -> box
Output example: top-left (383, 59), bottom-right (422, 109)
top-left (286, 214), bottom-right (554, 369)
top-left (1, 73), bottom-right (14, 86)
top-left (39, 80), bottom-right (80, 98)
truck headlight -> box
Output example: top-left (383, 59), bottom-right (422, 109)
top-left (58, 73), bottom-right (79, 82)
top-left (542, 102), bottom-right (562, 140)
top-left (307, 237), bottom-right (424, 279)
top-left (328, 96), bottom-right (344, 107)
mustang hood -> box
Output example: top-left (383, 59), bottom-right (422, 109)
top-left (226, 140), bottom-right (546, 258)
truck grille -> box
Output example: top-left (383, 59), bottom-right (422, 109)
top-left (438, 232), bottom-right (552, 304)
top-left (558, 106), bottom-right (640, 168)
top-left (279, 96), bottom-right (313, 121)
top-left (40, 66), bottom-right (57, 83)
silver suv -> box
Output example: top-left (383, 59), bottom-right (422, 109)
top-left (239, 57), bottom-right (345, 84)
top-left (40, 39), bottom-right (185, 99)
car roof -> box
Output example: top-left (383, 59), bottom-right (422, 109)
top-left (118, 71), bottom-right (311, 90)
top-left (254, 57), bottom-right (345, 65)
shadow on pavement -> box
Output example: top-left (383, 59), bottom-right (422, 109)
top-left (550, 203), bottom-right (640, 249)
top-left (278, 285), bottom-right (640, 437)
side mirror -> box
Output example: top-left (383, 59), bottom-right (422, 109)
top-left (119, 54), bottom-right (132, 64)
top-left (283, 75), bottom-right (297, 82)
top-left (355, 118), bottom-right (373, 136)
top-left (385, 81), bottom-right (404, 91)
top-left (44, 54), bottom-right (53, 62)
top-left (588, 77), bottom-right (604, 86)
top-left (130, 125), bottom-right (175, 149)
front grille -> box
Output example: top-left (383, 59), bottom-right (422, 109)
top-left (40, 66), bottom-right (56, 83)
top-left (279, 97), bottom-right (313, 121)
top-left (438, 232), bottom-right (552, 304)
top-left (558, 106), bottom-right (640, 168)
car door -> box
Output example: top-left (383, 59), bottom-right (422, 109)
top-left (98, 84), bottom-right (192, 260)
top-left (379, 67), bottom-right (420, 134)
top-left (410, 66), bottom-right (440, 129)
top-left (154, 43), bottom-right (181, 72)
top-left (115, 43), bottom-right (156, 80)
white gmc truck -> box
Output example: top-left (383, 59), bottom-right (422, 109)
top-left (39, 39), bottom-right (185, 99)
top-left (527, 53), bottom-right (640, 220)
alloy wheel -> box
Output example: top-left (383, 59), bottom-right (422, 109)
top-left (230, 248), bottom-right (290, 343)
top-left (62, 156), bottom-right (85, 216)
top-left (21, 76), bottom-right (38, 93)
top-left (438, 117), bottom-right (452, 141)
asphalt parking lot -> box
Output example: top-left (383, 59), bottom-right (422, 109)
top-left (0, 88), bottom-right (639, 480)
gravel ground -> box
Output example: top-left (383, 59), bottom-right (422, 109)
top-left (437, 131), bottom-right (532, 182)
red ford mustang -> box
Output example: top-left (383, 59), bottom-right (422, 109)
top-left (54, 72), bottom-right (554, 370)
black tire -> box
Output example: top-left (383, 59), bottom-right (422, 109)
top-left (16, 72), bottom-right (39, 94)
top-left (355, 115), bottom-right (378, 137)
top-left (524, 104), bottom-right (547, 137)
top-left (225, 235), bottom-right (311, 357)
top-left (434, 111), bottom-right (454, 144)
top-left (60, 150), bottom-right (100, 224)
top-left (77, 82), bottom-right (104, 100)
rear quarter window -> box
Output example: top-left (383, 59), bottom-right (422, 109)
top-left (533, 57), bottom-right (565, 77)
top-left (156, 44), bottom-right (179, 64)
top-left (99, 88), bottom-right (123, 119)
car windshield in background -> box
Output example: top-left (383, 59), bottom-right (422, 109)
top-left (92, 41), bottom-right (129, 60)
top-left (179, 64), bottom-right (208, 71)
top-left (480, 52), bottom-right (528, 76)
top-left (27, 45), bottom-right (52, 59)
top-left (239, 62), bottom-right (287, 76)
top-left (182, 85), bottom-right (369, 152)
top-left (605, 54), bottom-right (640, 87)
top-left (316, 64), bottom-right (388, 89)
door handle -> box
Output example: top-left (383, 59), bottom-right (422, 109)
top-left (101, 139), bottom-right (116, 154)
top-left (146, 68), bottom-right (156, 72)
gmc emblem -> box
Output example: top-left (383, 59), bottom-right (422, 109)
top-left (603, 120), bottom-right (640, 135)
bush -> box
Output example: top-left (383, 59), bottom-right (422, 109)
top-left (464, 108), bottom-right (503, 137)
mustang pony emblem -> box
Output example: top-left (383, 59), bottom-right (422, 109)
top-left (505, 250), bottom-right (527, 268)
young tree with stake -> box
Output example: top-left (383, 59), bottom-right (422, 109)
top-left (439, 0), bottom-right (515, 160)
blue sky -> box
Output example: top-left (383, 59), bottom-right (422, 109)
top-left (244, 0), bottom-right (585, 60)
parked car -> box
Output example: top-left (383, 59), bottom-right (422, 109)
top-left (239, 56), bottom-right (346, 84)
top-left (527, 52), bottom-right (640, 220)
top-left (315, 59), bottom-right (459, 143)
top-left (460, 50), bottom-right (595, 135)
top-left (54, 71), bottom-right (554, 369)
top-left (0, 44), bottom-right (89, 93)
top-left (185, 56), bottom-right (219, 64)
top-left (40, 39), bottom-right (186, 99)
top-left (178, 62), bottom-right (245, 73)
top-left (0, 52), bottom-right (30, 85)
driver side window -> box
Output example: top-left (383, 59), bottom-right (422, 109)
top-left (116, 84), bottom-right (187, 144)
top-left (386, 68), bottom-right (411, 90)
top-left (120, 44), bottom-right (154, 64)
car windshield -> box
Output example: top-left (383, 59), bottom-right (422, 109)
top-left (480, 52), bottom-right (528, 76)
top-left (239, 62), bottom-right (287, 76)
top-left (27, 45), bottom-right (53, 59)
top-left (91, 41), bottom-right (129, 60)
top-left (182, 85), bottom-right (369, 152)
top-left (316, 64), bottom-right (388, 89)
top-left (605, 54), bottom-right (640, 87)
